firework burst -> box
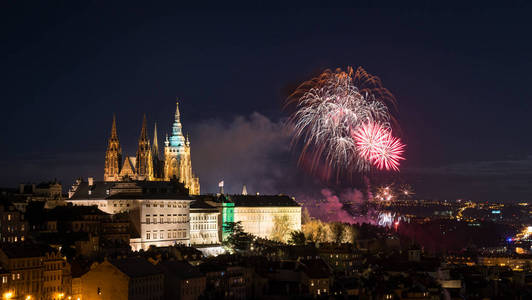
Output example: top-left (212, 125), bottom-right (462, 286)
top-left (352, 122), bottom-right (405, 171)
top-left (286, 66), bottom-right (405, 176)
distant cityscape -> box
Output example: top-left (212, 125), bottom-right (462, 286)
top-left (0, 104), bottom-right (530, 300)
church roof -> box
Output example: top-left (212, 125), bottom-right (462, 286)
top-left (226, 194), bottom-right (300, 207)
top-left (190, 199), bottom-right (218, 210)
top-left (109, 257), bottom-right (162, 278)
top-left (69, 180), bottom-right (192, 200)
top-left (119, 156), bottom-right (136, 177)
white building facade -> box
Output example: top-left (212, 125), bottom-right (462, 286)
top-left (67, 180), bottom-right (194, 251)
top-left (189, 200), bottom-right (220, 246)
top-left (227, 195), bottom-right (302, 241)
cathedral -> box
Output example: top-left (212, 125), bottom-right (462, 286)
top-left (103, 102), bottom-right (200, 195)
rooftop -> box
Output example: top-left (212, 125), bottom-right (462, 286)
top-left (0, 243), bottom-right (57, 259)
top-left (226, 194), bottom-right (300, 207)
top-left (157, 260), bottom-right (204, 279)
top-left (110, 257), bottom-right (162, 278)
top-left (69, 180), bottom-right (192, 201)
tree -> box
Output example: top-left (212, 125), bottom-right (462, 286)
top-left (301, 208), bottom-right (312, 224)
top-left (288, 230), bottom-right (306, 245)
top-left (223, 221), bottom-right (253, 252)
top-left (271, 215), bottom-right (291, 242)
top-left (303, 219), bottom-right (331, 243)
top-left (331, 222), bottom-right (345, 244)
top-left (343, 225), bottom-right (359, 244)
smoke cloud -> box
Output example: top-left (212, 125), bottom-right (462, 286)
top-left (190, 112), bottom-right (297, 195)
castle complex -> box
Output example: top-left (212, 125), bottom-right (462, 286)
top-left (103, 102), bottom-right (200, 195)
top-left (66, 101), bottom-right (301, 251)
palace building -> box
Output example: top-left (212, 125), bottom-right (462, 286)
top-left (104, 102), bottom-right (200, 195)
top-left (68, 179), bottom-right (193, 251)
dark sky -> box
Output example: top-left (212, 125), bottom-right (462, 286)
top-left (2, 1), bottom-right (532, 202)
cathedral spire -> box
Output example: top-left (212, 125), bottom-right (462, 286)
top-left (140, 114), bottom-right (148, 141)
top-left (136, 114), bottom-right (153, 179)
top-left (111, 114), bottom-right (118, 138)
top-left (169, 101), bottom-right (185, 148)
top-left (152, 122), bottom-right (159, 158)
top-left (175, 100), bottom-right (181, 120)
top-left (104, 114), bottom-right (122, 181)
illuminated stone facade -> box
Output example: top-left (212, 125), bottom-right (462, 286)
top-left (103, 102), bottom-right (200, 195)
top-left (189, 200), bottom-right (220, 245)
top-left (235, 206), bottom-right (301, 240)
top-left (226, 195), bottom-right (302, 241)
top-left (67, 180), bottom-right (193, 251)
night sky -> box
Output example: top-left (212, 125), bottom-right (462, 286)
top-left (2, 1), bottom-right (532, 202)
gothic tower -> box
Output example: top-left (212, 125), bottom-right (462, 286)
top-left (164, 102), bottom-right (200, 194)
top-left (152, 123), bottom-right (163, 179)
top-left (104, 115), bottom-right (122, 181)
top-left (135, 114), bottom-right (153, 180)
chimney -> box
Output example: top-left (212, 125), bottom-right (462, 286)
top-left (31, 184), bottom-right (36, 193)
top-left (242, 184), bottom-right (248, 195)
top-left (19, 184), bottom-right (24, 194)
top-left (88, 177), bottom-right (94, 187)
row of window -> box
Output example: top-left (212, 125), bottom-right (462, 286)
top-left (3, 224), bottom-right (25, 232)
top-left (145, 202), bottom-right (187, 208)
top-left (190, 224), bottom-right (217, 230)
top-left (145, 216), bottom-right (188, 224)
top-left (191, 215), bottom-right (216, 221)
top-left (2, 236), bottom-right (25, 242)
top-left (146, 229), bottom-right (186, 240)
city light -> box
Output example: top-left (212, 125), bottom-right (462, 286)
top-left (3, 292), bottom-right (13, 300)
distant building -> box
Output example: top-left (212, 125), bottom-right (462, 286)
top-left (0, 201), bottom-right (28, 243)
top-left (157, 260), bottom-right (206, 300)
top-left (8, 181), bottom-right (65, 211)
top-left (0, 244), bottom-right (70, 300)
top-left (299, 259), bottom-right (332, 297)
top-left (81, 257), bottom-right (164, 300)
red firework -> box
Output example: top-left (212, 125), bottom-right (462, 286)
top-left (353, 122), bottom-right (405, 171)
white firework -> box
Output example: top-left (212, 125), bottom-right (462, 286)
top-left (289, 68), bottom-right (391, 173)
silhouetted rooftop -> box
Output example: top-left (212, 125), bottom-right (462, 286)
top-left (226, 194), bottom-right (300, 207)
top-left (110, 257), bottom-right (162, 278)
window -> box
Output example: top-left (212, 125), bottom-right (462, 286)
top-left (153, 233), bottom-right (157, 239)
top-left (146, 233), bottom-right (150, 239)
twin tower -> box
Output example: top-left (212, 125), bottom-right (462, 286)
top-left (103, 102), bottom-right (200, 195)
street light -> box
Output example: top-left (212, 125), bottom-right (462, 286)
top-left (2, 292), bottom-right (13, 299)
